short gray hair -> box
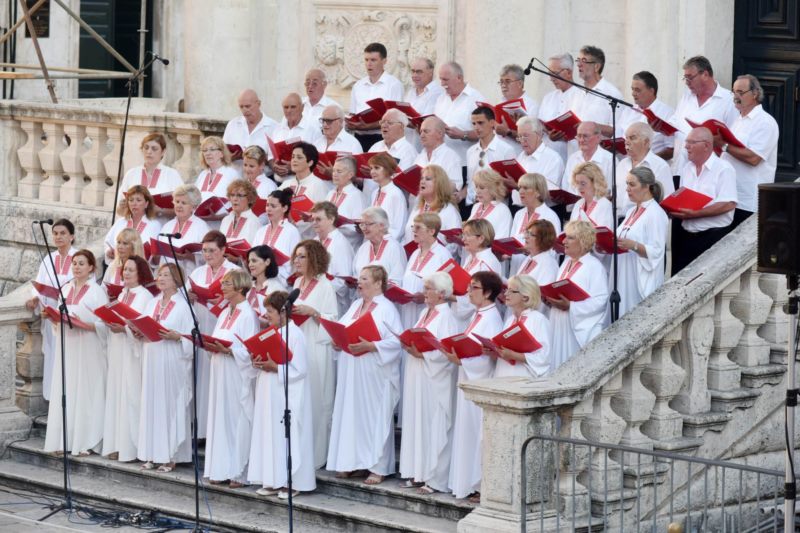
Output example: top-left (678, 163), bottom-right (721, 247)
top-left (335, 155), bottom-right (358, 176)
top-left (324, 104), bottom-right (344, 119)
top-left (517, 116), bottom-right (543, 135)
top-left (361, 206), bottom-right (389, 230)
top-left (736, 74), bottom-right (765, 103)
top-left (173, 184), bottom-right (202, 207)
top-left (442, 61), bottom-right (464, 78)
top-left (424, 271), bottom-right (453, 299)
top-left (500, 64), bottom-right (525, 81)
top-left (625, 121), bottom-right (654, 144)
top-left (384, 108), bottom-right (409, 127)
top-left (548, 53), bottom-right (573, 70)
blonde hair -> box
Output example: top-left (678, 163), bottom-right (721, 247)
top-left (462, 218), bottom-right (495, 249)
top-left (199, 136), bottom-right (232, 169)
top-left (564, 220), bottom-right (596, 254)
top-left (517, 173), bottom-right (550, 204)
top-left (508, 274), bottom-right (541, 309)
top-left (472, 169), bottom-right (507, 201)
top-left (414, 212), bottom-right (442, 236)
top-left (416, 165), bottom-right (453, 212)
top-left (570, 161), bottom-right (608, 198)
top-left (114, 228), bottom-right (145, 269)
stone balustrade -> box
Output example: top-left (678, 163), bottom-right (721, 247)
top-left (458, 217), bottom-right (792, 532)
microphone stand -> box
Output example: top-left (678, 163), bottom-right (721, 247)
top-left (525, 57), bottom-right (634, 322)
top-left (35, 221), bottom-right (75, 522)
top-left (282, 300), bottom-right (295, 532)
top-left (163, 235), bottom-right (204, 532)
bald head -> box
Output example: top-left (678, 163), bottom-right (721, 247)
top-left (282, 92), bottom-right (303, 126)
top-left (685, 127), bottom-right (714, 166)
top-left (419, 116), bottom-right (446, 150)
top-left (238, 89), bottom-right (262, 125)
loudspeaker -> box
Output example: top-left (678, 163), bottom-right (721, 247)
top-left (757, 183), bottom-right (800, 275)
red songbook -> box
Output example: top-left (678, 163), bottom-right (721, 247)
top-left (398, 327), bottom-right (448, 353)
top-left (319, 313), bottom-right (381, 356)
top-left (336, 275), bottom-right (358, 288)
top-left (335, 215), bottom-right (358, 228)
top-left (272, 248), bottom-right (290, 267)
top-left (542, 111), bottom-right (581, 141)
top-left (437, 259), bottom-right (471, 296)
top-left (252, 197), bottom-right (267, 217)
top-left (314, 151), bottom-right (352, 180)
top-left (152, 192), bottom-right (174, 210)
top-left (195, 196), bottom-right (230, 218)
top-left (540, 279), bottom-right (590, 302)
top-left (41, 305), bottom-right (62, 322)
top-left (93, 303), bottom-right (129, 327)
top-left (553, 233), bottom-right (566, 255)
top-left (349, 99), bottom-right (384, 124)
top-left (107, 300), bottom-right (141, 320)
top-left (385, 284), bottom-right (416, 305)
top-left (238, 327), bottom-right (293, 364)
top-left (409, 114), bottom-right (435, 128)
top-left (226, 144), bottom-right (244, 159)
top-left (32, 281), bottom-right (60, 300)
top-left (641, 108), bottom-right (677, 136)
top-left (266, 136), bottom-right (301, 163)
top-left (403, 240), bottom-right (419, 259)
top-left (291, 314), bottom-right (311, 327)
top-left (473, 323), bottom-right (542, 365)
top-left (189, 278), bottom-right (223, 306)
top-left (182, 333), bottom-right (233, 353)
top-left (440, 333), bottom-right (483, 359)
top-left (477, 98), bottom-right (527, 131)
top-left (685, 118), bottom-right (745, 152)
top-left (225, 239), bottom-right (252, 259)
top-left (600, 137), bottom-right (627, 155)
top-left (393, 165), bottom-right (422, 196)
top-left (491, 237), bottom-right (525, 257)
top-left (210, 299), bottom-right (230, 318)
top-left (127, 315), bottom-right (169, 342)
top-left (489, 159), bottom-right (527, 186)
top-left (549, 188), bottom-right (581, 206)
top-left (384, 100), bottom-right (421, 118)
top-left (593, 226), bottom-right (627, 255)
top-left (289, 194), bottom-right (314, 223)
top-left (440, 228), bottom-right (464, 246)
top-left (659, 187), bottom-right (713, 214)
top-left (353, 152), bottom-right (384, 179)
top-left (104, 282), bottom-right (124, 300)
top-left (148, 238), bottom-right (202, 258)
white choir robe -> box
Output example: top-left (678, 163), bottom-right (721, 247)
top-left (195, 165), bottom-right (240, 229)
top-left (99, 286), bottom-right (153, 461)
top-left (292, 274), bottom-right (339, 468)
top-left (157, 215), bottom-right (211, 274)
top-left (469, 201), bottom-right (512, 239)
top-left (248, 322), bottom-right (316, 491)
top-left (400, 242), bottom-right (452, 328)
top-left (219, 209), bottom-right (261, 247)
top-left (204, 300), bottom-right (260, 483)
top-left (516, 251), bottom-right (560, 316)
top-left (569, 196), bottom-right (615, 271)
top-left (327, 295), bottom-right (404, 475)
top-left (549, 253), bottom-right (609, 370)
top-left (278, 174), bottom-right (334, 239)
top-left (250, 176), bottom-right (278, 223)
top-left (453, 248), bottom-right (503, 324)
top-left (137, 293), bottom-right (195, 464)
top-left (353, 236), bottom-right (408, 285)
top-left (44, 280), bottom-right (109, 454)
top-left (326, 183), bottom-right (365, 250)
top-left (370, 182), bottom-right (408, 242)
top-left (103, 216), bottom-right (162, 265)
top-left (509, 205), bottom-right (561, 274)
top-left (614, 200), bottom-right (668, 317)
top-left (30, 248), bottom-right (76, 401)
top-left (494, 308), bottom-right (551, 378)
top-left (317, 229), bottom-right (355, 317)
top-left (246, 278), bottom-right (287, 318)
top-left (117, 163), bottom-right (183, 202)
top-left (403, 203), bottom-right (463, 259)
top-left (448, 303), bottom-right (502, 498)
top-left (253, 219), bottom-right (301, 286)
top-left (189, 260), bottom-right (240, 438)
top-left (399, 303), bottom-right (459, 491)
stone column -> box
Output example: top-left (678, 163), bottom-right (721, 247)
top-left (0, 116), bottom-right (24, 198)
top-left (16, 119), bottom-right (44, 199)
top-left (37, 122), bottom-right (67, 202)
top-left (59, 124), bottom-right (88, 204)
top-left (0, 288), bottom-right (35, 451)
top-left (83, 126), bottom-right (112, 208)
top-left (707, 279), bottom-right (743, 392)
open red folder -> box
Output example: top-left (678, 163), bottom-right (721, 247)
top-left (93, 300), bottom-right (140, 327)
top-left (473, 323), bottom-right (542, 365)
top-left (152, 192), bottom-right (174, 210)
top-left (336, 275), bottom-right (358, 288)
top-left (42, 305), bottom-right (93, 330)
top-left (384, 100), bottom-right (422, 118)
top-left (542, 111), bottom-right (581, 141)
top-left (491, 237), bottom-right (525, 257)
top-left (349, 103), bottom-right (383, 125)
top-left (540, 279), bottom-right (590, 302)
top-left (148, 237), bottom-right (202, 257)
top-left (266, 136), bottom-right (301, 163)
top-left (32, 281), bottom-right (60, 300)
top-left (314, 151), bottom-right (352, 179)
top-left (490, 159), bottom-right (527, 186)
top-left (403, 240), bottom-right (419, 259)
top-left (393, 165), bottom-right (422, 196)
top-left (440, 228), bottom-right (464, 247)
top-left (641, 108), bottom-right (677, 136)
top-left (385, 284), bottom-right (416, 305)
top-left (225, 239), bottom-right (252, 259)
top-left (319, 313), bottom-right (381, 356)
top-left (549, 188), bottom-right (581, 206)
top-left (398, 327), bottom-right (447, 353)
top-left (686, 118), bottom-right (744, 153)
top-left (195, 196), bottom-right (230, 218)
top-left (238, 327), bottom-right (293, 364)
top-left (593, 226), bottom-right (627, 255)
top-left (353, 152), bottom-right (384, 179)
top-left (441, 333), bottom-right (483, 359)
top-left (104, 282), bottom-right (123, 300)
top-left (659, 187), bottom-right (713, 214)
top-left (182, 333), bottom-right (233, 353)
top-left (289, 194), bottom-right (314, 223)
top-left (209, 299), bottom-right (230, 318)
top-left (252, 198), bottom-right (267, 217)
top-left (272, 248), bottom-right (290, 267)
top-left (437, 259), bottom-right (471, 296)
top-left (600, 137), bottom-right (627, 155)
top-left (409, 114), bottom-right (435, 128)
top-left (477, 98), bottom-right (526, 131)
top-left (189, 278), bottom-right (223, 306)
top-left (127, 315), bottom-right (169, 342)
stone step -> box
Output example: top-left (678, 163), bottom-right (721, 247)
top-left (3, 437), bottom-right (459, 533)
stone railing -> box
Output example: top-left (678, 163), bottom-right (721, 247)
top-left (458, 216), bottom-right (791, 532)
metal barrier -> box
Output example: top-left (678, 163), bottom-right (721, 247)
top-left (521, 435), bottom-right (785, 533)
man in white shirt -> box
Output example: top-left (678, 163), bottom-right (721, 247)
top-left (465, 107), bottom-right (516, 207)
top-left (302, 69), bottom-right (339, 122)
top-left (346, 42), bottom-right (404, 152)
top-left (571, 45), bottom-right (624, 139)
top-left (494, 64), bottom-right (540, 149)
top-left (539, 53), bottom-right (580, 163)
top-left (614, 122), bottom-right (674, 214)
top-left (669, 56), bottom-right (738, 172)
top-left (271, 93), bottom-right (323, 183)
top-left (671, 127), bottom-right (737, 274)
top-left (616, 71), bottom-right (674, 159)
top-left (561, 121), bottom-right (613, 194)
top-left (414, 116), bottom-right (463, 193)
top-left (314, 105), bottom-right (363, 178)
top-left (514, 116), bottom-right (565, 205)
top-left (718, 74), bottom-right (779, 226)
top-left (434, 61), bottom-right (486, 164)
top-left (369, 109), bottom-right (418, 170)
top-left (222, 89), bottom-right (277, 165)
top-left (404, 57), bottom-right (443, 150)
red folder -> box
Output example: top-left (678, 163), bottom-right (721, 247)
top-left (209, 299), bottom-right (230, 318)
top-left (189, 278), bottom-right (223, 305)
top-left (685, 118), bottom-right (744, 152)
top-left (43, 305), bottom-right (93, 330)
top-left (549, 188), bottom-right (581, 206)
top-left (440, 333), bottom-right (483, 359)
top-left (319, 313), bottom-right (381, 356)
top-left (350, 99), bottom-right (384, 124)
top-left (195, 196), bottom-right (230, 218)
top-left (489, 159), bottom-right (527, 186)
top-left (32, 281), bottom-right (60, 300)
top-left (273, 248), bottom-right (290, 267)
top-left (108, 300), bottom-right (141, 320)
top-left (104, 282), bottom-right (124, 300)
top-left (152, 192), bottom-right (174, 210)
top-left (289, 194), bottom-right (314, 223)
top-left (491, 237), bottom-right (525, 257)
top-left (409, 114), bottom-right (435, 128)
top-left (226, 144), bottom-right (244, 159)
top-left (385, 284), bottom-right (416, 305)
top-left (437, 259), bottom-right (471, 296)
top-left (354, 152), bottom-right (384, 179)
top-left (493, 322), bottom-right (542, 353)
top-left (336, 275), bottom-right (358, 288)
top-left (266, 136), bottom-right (301, 163)
top-left (314, 151), bottom-right (352, 180)
top-left (252, 197), bottom-right (267, 217)
top-left (225, 239), bottom-right (252, 259)
top-left (540, 279), bottom-right (590, 302)
top-left (127, 315), bottom-right (169, 342)
top-left (477, 98), bottom-right (526, 130)
top-left (182, 333), bottom-right (233, 353)
top-left (553, 233), bottom-right (566, 255)
top-left (440, 228), bottom-right (464, 246)
top-left (291, 314), bottom-right (311, 327)
top-left (593, 226), bottom-right (627, 255)
top-left (398, 327), bottom-right (447, 353)
top-left (600, 137), bottom-right (627, 155)
top-left (542, 111), bottom-right (581, 141)
top-left (384, 100), bottom-right (421, 118)
top-left (238, 327), bottom-right (293, 364)
top-left (148, 238), bottom-right (202, 257)
top-left (641, 108), bottom-right (677, 136)
top-left (403, 240), bottom-right (419, 259)
top-left (659, 187), bottom-right (713, 214)
top-left (393, 165), bottom-right (422, 196)
top-left (41, 305), bottom-right (62, 322)
top-left (93, 303), bottom-right (129, 327)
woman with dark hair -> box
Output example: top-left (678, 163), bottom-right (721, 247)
top-left (245, 245), bottom-right (286, 318)
top-left (27, 218), bottom-right (77, 402)
top-left (516, 219), bottom-right (559, 292)
top-left (100, 255), bottom-right (154, 462)
top-left (44, 249), bottom-right (109, 456)
top-left (116, 132), bottom-right (182, 213)
top-left (104, 184), bottom-right (162, 264)
top-left (253, 189), bottom-right (301, 285)
top-left (446, 270), bottom-right (503, 502)
top-left (278, 142), bottom-right (332, 239)
top-left (367, 152), bottom-right (406, 241)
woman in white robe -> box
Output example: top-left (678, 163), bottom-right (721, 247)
top-left (325, 157), bottom-right (365, 250)
top-left (100, 255), bottom-right (154, 461)
top-left (327, 265), bottom-right (404, 485)
top-left (310, 201), bottom-right (355, 317)
top-left (137, 263), bottom-right (195, 471)
top-left (568, 162), bottom-right (614, 270)
top-left (353, 207), bottom-right (407, 285)
top-left (544, 220), bottom-right (609, 370)
top-left (241, 145), bottom-right (277, 225)
top-left (194, 136), bottom-right (240, 228)
top-left (25, 219), bottom-right (77, 402)
top-left (446, 271), bottom-right (504, 500)
top-left (398, 272), bottom-right (459, 494)
top-left (102, 228), bottom-right (146, 298)
top-left (403, 165), bottom-right (462, 256)
top-left (278, 143), bottom-right (334, 239)
top-left (614, 167), bottom-right (668, 317)
top-left (219, 179), bottom-right (262, 262)
top-left (155, 184), bottom-right (211, 275)
top-left (290, 240), bottom-right (339, 468)
top-left (368, 153), bottom-right (408, 242)
top-left (44, 250), bottom-right (109, 455)
top-left (454, 219), bottom-right (503, 323)
top-left (468, 169), bottom-right (513, 239)
top-left (508, 173), bottom-right (562, 273)
top-left (104, 185), bottom-right (162, 265)
top-left (203, 270), bottom-right (260, 487)
top-left (495, 275), bottom-right (551, 378)
top-left (248, 290), bottom-right (316, 498)
top-left (516, 219), bottom-right (560, 316)
top-left (246, 245), bottom-right (287, 320)
top-left (252, 189), bottom-right (301, 286)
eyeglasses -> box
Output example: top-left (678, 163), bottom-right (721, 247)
top-left (220, 280), bottom-right (234, 287)
top-left (379, 120), bottom-right (402, 126)
top-left (478, 150), bottom-right (486, 168)
top-left (497, 78), bottom-right (521, 86)
top-left (319, 117), bottom-right (341, 124)
top-left (358, 221), bottom-right (376, 228)
top-left (201, 148), bottom-right (221, 153)
top-left (576, 58), bottom-right (597, 65)
top-left (733, 89), bottom-right (754, 97)
top-left (682, 72), bottom-right (702, 82)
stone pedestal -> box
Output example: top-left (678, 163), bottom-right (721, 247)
top-left (0, 287), bottom-right (35, 451)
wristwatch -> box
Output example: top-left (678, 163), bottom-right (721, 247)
top-left (721, 143), bottom-right (729, 153)
top-left (462, 133), bottom-right (468, 141)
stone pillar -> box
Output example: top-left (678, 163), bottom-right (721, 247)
top-left (0, 289), bottom-right (35, 451)
top-left (730, 267), bottom-right (772, 367)
top-left (611, 348), bottom-right (656, 459)
top-left (0, 116), bottom-right (24, 198)
top-left (173, 132), bottom-right (201, 184)
top-left (672, 300), bottom-right (714, 415)
top-left (641, 325), bottom-right (686, 447)
top-left (17, 119), bottom-right (44, 199)
top-left (83, 126), bottom-right (112, 208)
top-left (37, 122), bottom-right (66, 202)
top-left (16, 318), bottom-right (45, 417)
top-left (707, 278), bottom-right (743, 391)
top-left (758, 273), bottom-right (789, 360)
top-left (59, 124), bottom-right (88, 204)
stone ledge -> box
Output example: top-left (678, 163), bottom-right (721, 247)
top-left (709, 388), bottom-right (761, 413)
top-left (740, 363), bottom-right (786, 388)
top-left (682, 411), bottom-right (732, 437)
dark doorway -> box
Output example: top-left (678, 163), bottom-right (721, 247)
top-left (733, 0), bottom-right (800, 182)
top-left (78, 0), bottom-right (153, 98)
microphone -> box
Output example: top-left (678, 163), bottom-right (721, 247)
top-left (34, 219), bottom-right (53, 225)
top-left (159, 232), bottom-right (182, 239)
top-left (284, 288), bottom-right (301, 309)
top-left (523, 57), bottom-right (535, 75)
top-left (149, 51), bottom-right (170, 66)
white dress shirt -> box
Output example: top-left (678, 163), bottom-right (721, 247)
top-left (313, 130), bottom-right (363, 155)
top-left (679, 154), bottom-right (737, 232)
top-left (414, 143), bottom-right (463, 191)
top-left (403, 80), bottom-right (445, 150)
top-left (434, 84), bottom-right (486, 163)
top-left (614, 151), bottom-right (674, 213)
top-left (302, 95), bottom-right (340, 123)
top-left (349, 71), bottom-right (404, 134)
top-left (223, 114), bottom-right (278, 154)
top-left (514, 143), bottom-right (565, 205)
top-left (465, 135), bottom-right (516, 205)
top-left (539, 86), bottom-right (580, 162)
